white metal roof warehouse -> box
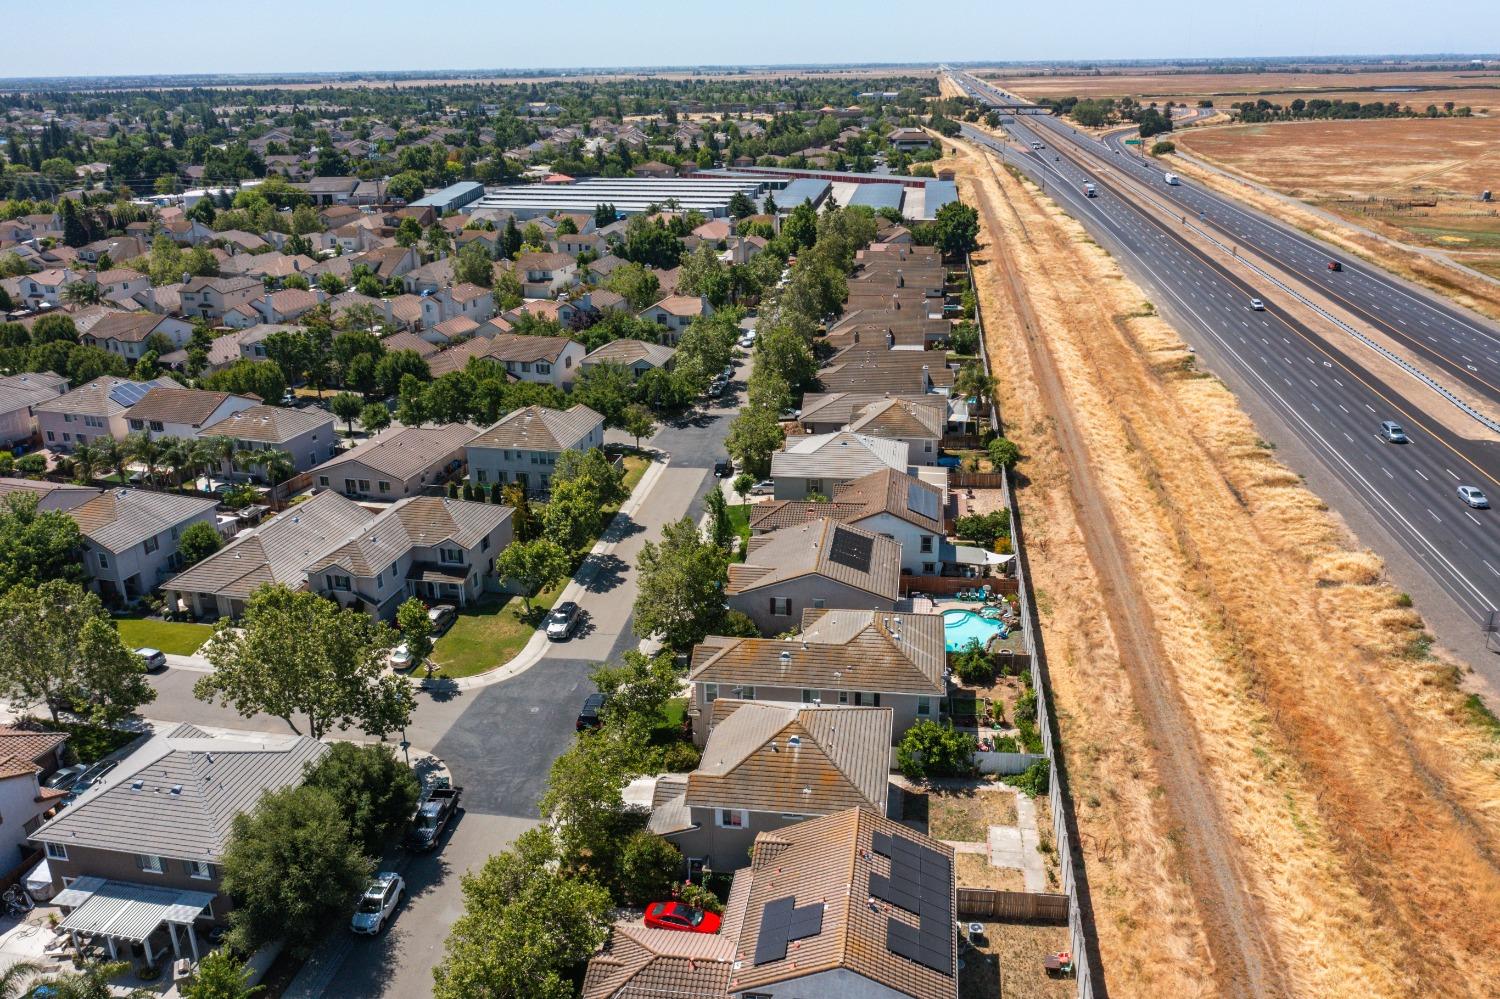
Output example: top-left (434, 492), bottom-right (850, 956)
top-left (471, 177), bottom-right (768, 219)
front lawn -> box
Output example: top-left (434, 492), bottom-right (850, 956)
top-left (620, 453), bottom-right (649, 494)
top-left (114, 615), bottom-right (214, 655)
top-left (426, 585), bottom-right (567, 680)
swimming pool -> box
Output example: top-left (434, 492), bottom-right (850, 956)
top-left (942, 609), bottom-right (1007, 652)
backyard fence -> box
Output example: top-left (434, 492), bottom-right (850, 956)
top-left (951, 471), bottom-right (1008, 489)
top-left (901, 575), bottom-right (1018, 597)
top-left (975, 750), bottom-right (1047, 775)
top-left (957, 888), bottom-right (1070, 924)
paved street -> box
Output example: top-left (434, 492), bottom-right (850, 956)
top-left (136, 358), bottom-right (747, 998)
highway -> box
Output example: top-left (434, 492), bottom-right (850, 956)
top-left (945, 71), bottom-right (1500, 652)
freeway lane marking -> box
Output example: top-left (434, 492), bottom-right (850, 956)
top-left (1415, 468), bottom-right (1430, 481)
top-left (1486, 560), bottom-right (1500, 577)
top-left (1468, 512), bottom-right (1483, 526)
top-left (1447, 468), bottom-right (1460, 480)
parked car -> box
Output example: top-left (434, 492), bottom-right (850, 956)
top-left (42, 763), bottom-right (88, 793)
top-left (135, 648), bottom-right (167, 673)
top-left (1378, 421), bottom-right (1409, 444)
top-left (708, 378), bottom-right (726, 398)
top-left (1249, 298), bottom-right (1265, 311)
top-left (1327, 260), bottom-right (1342, 272)
top-left (350, 872), bottom-right (404, 935)
top-left (738, 333), bottom-right (757, 349)
top-left (546, 601), bottom-right (581, 641)
top-left (64, 760), bottom-right (118, 804)
top-left (427, 604), bottom-right (457, 634)
top-left (1458, 485), bottom-right (1490, 509)
top-left (577, 692), bottom-right (609, 731)
top-left (644, 901), bottom-right (722, 934)
top-left (406, 784), bottom-right (461, 851)
top-left (713, 459), bottom-right (733, 478)
top-left (750, 479), bottom-right (775, 496)
top-left (388, 643), bottom-right (413, 669)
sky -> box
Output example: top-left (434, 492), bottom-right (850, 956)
top-left (8, 0), bottom-right (1493, 78)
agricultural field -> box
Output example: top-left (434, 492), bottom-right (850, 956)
top-left (986, 68), bottom-right (1500, 108)
top-left (1176, 117), bottom-right (1500, 274)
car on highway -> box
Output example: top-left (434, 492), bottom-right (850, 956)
top-left (1378, 421), bottom-right (1409, 444)
top-left (1457, 486), bottom-right (1490, 510)
top-left (545, 601), bottom-right (582, 641)
top-left (1249, 298), bottom-right (1265, 311)
top-left (350, 872), bottom-right (404, 935)
top-left (577, 692), bottom-right (609, 731)
top-left (1327, 260), bottom-right (1342, 272)
top-left (713, 459), bottom-right (733, 478)
top-left (427, 604), bottom-right (457, 634)
top-left (134, 648), bottom-right (167, 673)
top-left (643, 900), bottom-right (722, 934)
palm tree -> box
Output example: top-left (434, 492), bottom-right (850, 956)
top-left (189, 437), bottom-right (224, 488)
top-left (95, 435), bottom-right (127, 484)
top-left (72, 441), bottom-right (99, 484)
top-left (953, 363), bottom-right (997, 432)
top-left (62, 281), bottom-right (101, 307)
top-left (260, 449), bottom-right (295, 510)
top-left (204, 435), bottom-right (237, 482)
top-left (0, 959), bottom-right (43, 998)
top-left (159, 436), bottom-right (193, 489)
top-left (124, 430), bottom-right (162, 488)
top-left (41, 960), bottom-right (153, 999)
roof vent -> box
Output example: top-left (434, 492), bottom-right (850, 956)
top-left (788, 735), bottom-right (801, 748)
top-left (170, 784), bottom-right (183, 795)
top-left (779, 650), bottom-right (792, 665)
top-left (131, 779), bottom-right (144, 790)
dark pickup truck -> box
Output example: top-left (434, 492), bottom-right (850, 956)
top-left (405, 784), bottom-right (461, 851)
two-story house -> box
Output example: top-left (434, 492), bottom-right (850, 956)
top-left (513, 251), bottom-right (578, 298)
top-left (34, 376), bottom-right (182, 451)
top-left (178, 276), bottom-right (261, 323)
top-left (726, 521), bottom-right (902, 635)
top-left (31, 723), bottom-right (327, 961)
top-left (649, 700), bottom-right (891, 872)
top-left (769, 432), bottom-right (908, 501)
top-left (639, 294), bottom-right (712, 346)
top-left (16, 268), bottom-right (79, 308)
top-left (198, 404), bottom-right (338, 478)
top-left (579, 339), bottom-right (676, 378)
top-left (0, 726), bottom-right (69, 867)
top-left (125, 387), bottom-right (258, 441)
top-left (67, 486), bottom-right (221, 602)
top-left (310, 423), bottom-right (479, 501)
top-left (0, 372), bottom-right (68, 447)
top-left (79, 312), bottom-right (194, 363)
top-left (466, 404), bottom-right (605, 496)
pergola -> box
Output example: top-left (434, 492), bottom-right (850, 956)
top-left (54, 877), bottom-right (213, 966)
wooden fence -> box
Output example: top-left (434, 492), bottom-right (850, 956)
top-left (951, 471), bottom-right (1008, 489)
top-left (957, 888), bottom-right (1070, 924)
top-left (901, 575), bottom-right (1018, 597)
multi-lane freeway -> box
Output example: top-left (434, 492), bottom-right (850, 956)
top-left (947, 70), bottom-right (1500, 658)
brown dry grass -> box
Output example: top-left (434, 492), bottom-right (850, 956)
top-left (959, 921), bottom-right (1076, 999)
top-left (988, 69), bottom-right (1500, 103)
top-left (946, 135), bottom-right (1500, 998)
top-left (957, 852), bottom-right (1029, 892)
top-left (930, 786), bottom-right (1020, 841)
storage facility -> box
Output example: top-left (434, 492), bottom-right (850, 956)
top-left (408, 181), bottom-right (486, 213)
top-left (470, 176), bottom-right (768, 220)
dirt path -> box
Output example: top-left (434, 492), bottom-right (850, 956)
top-left (947, 136), bottom-right (1500, 999)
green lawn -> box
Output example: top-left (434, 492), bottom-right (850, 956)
top-left (114, 615), bottom-right (214, 655)
top-left (727, 503), bottom-right (752, 562)
top-left (620, 453), bottom-right (649, 494)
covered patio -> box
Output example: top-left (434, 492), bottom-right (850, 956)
top-left (55, 877), bottom-right (213, 968)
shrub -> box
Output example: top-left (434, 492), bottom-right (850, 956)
top-left (896, 721), bottom-right (977, 781)
top-left (1150, 140), bottom-right (1176, 156)
top-left (1007, 759), bottom-right (1050, 797)
top-left (955, 509), bottom-right (1010, 547)
top-left (617, 830), bottom-right (683, 904)
top-left (951, 638), bottom-right (992, 685)
top-left (657, 740), bottom-right (702, 772)
top-left (678, 880), bottom-right (724, 914)
top-left (987, 437), bottom-right (1020, 471)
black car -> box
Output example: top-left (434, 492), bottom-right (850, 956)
top-left (545, 601), bottom-right (581, 641)
top-left (64, 759), bottom-right (118, 804)
top-left (713, 459), bottom-right (733, 478)
top-left (577, 692), bottom-right (609, 731)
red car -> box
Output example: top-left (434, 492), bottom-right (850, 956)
top-left (1327, 260), bottom-right (1342, 271)
top-left (644, 901), bottom-right (722, 934)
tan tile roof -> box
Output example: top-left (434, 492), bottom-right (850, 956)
top-left (748, 499), bottom-right (864, 533)
top-left (582, 339), bottom-right (676, 369)
top-left (448, 282), bottom-right (489, 304)
top-left (818, 347), bottom-right (953, 394)
top-left (304, 496), bottom-right (510, 578)
top-left (380, 331), bottom-right (439, 358)
top-left (265, 288), bottom-right (320, 316)
top-left (799, 391), bottom-right (940, 428)
top-left (727, 519), bottom-right (900, 601)
top-left (35, 376), bottom-right (181, 418)
top-left (689, 609), bottom-right (944, 697)
top-left (469, 404), bottom-right (601, 452)
top-left (645, 294), bottom-right (705, 318)
top-left (0, 727), bottom-right (67, 769)
top-left (848, 398), bottom-right (944, 439)
top-left (515, 251), bottom-right (576, 272)
top-left (686, 701), bottom-right (891, 816)
top-left (125, 387), bottom-right (249, 427)
top-left (84, 311), bottom-right (168, 344)
top-left (726, 808), bottom-right (957, 999)
top-left (830, 468), bottom-right (944, 534)
top-left (313, 422), bottom-right (479, 481)
top-left (582, 922), bottom-right (733, 999)
top-left (200, 404), bottom-right (334, 444)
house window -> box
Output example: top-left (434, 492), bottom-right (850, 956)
top-left (129, 419), bottom-right (144, 430)
top-left (537, 363), bottom-right (551, 374)
top-left (476, 469), bottom-right (487, 483)
top-left (64, 414), bottom-right (75, 424)
top-left (44, 843), bottom-right (67, 861)
top-left (801, 689), bottom-right (817, 704)
top-left (917, 696), bottom-right (932, 717)
top-left (837, 690), bottom-right (849, 705)
top-left (46, 431), bottom-right (54, 442)
top-left (97, 552), bottom-right (109, 569)
top-left (481, 536), bottom-right (490, 551)
top-left (136, 854), bottom-right (165, 874)
top-left (923, 562), bottom-right (936, 574)
top-left (812, 598), bottom-right (825, 609)
top-left (378, 481), bottom-right (391, 494)
top-left (439, 547), bottom-right (462, 564)
top-left (358, 479), bottom-right (371, 493)
top-left (144, 537), bottom-right (159, 555)
top-left (319, 476), bottom-right (330, 487)
top-left (703, 683), bottom-right (718, 704)
top-left (770, 597), bottom-right (792, 617)
top-left (150, 421), bottom-right (164, 433)
top-left (920, 536), bottom-right (934, 554)
top-left (344, 478), bottom-right (357, 493)
top-left (924, 440), bottom-right (933, 452)
top-left (185, 861), bottom-right (213, 880)
top-left (716, 809), bottom-right (746, 828)
top-left (326, 574), bottom-right (351, 591)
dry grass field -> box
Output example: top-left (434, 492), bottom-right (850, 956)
top-left (988, 69), bottom-right (1500, 105)
top-left (945, 133), bottom-right (1500, 998)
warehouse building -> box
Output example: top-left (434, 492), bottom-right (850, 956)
top-left (409, 181), bottom-right (486, 214)
top-left (471, 176), bottom-right (767, 220)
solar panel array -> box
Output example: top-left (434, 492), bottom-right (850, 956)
top-left (108, 381), bottom-right (152, 408)
top-left (870, 830), bottom-right (954, 976)
top-left (752, 895), bottom-right (826, 966)
top-left (827, 526), bottom-right (874, 573)
top-left (907, 482), bottom-right (940, 520)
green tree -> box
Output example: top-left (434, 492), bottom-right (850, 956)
top-left (194, 584), bottom-right (413, 739)
top-left (359, 401), bottom-right (391, 436)
top-left (454, 238), bottom-right (493, 288)
top-left (591, 649), bottom-right (681, 745)
top-left (396, 596), bottom-right (435, 674)
top-left (386, 172), bottom-right (426, 204)
top-left (495, 538), bottom-right (571, 613)
top-left (676, 242), bottom-right (730, 308)
top-left (492, 267), bottom-right (523, 312)
top-left (0, 580), bottom-right (155, 725)
top-left (605, 261), bottom-right (661, 310)
top-left (896, 720), bottom-right (977, 780)
top-left (329, 391), bottom-right (363, 433)
top-left (727, 190), bottom-right (756, 218)
top-left (570, 362), bottom-right (634, 427)
top-left (931, 200), bottom-right (980, 257)
top-left (0, 492), bottom-right (84, 590)
top-left (724, 404), bottom-right (783, 480)
top-left (621, 404), bottom-right (657, 448)
top-left (617, 830), bottom-right (682, 904)
top-left (553, 447), bottom-right (626, 508)
top-left (632, 516), bottom-right (730, 649)
top-left (782, 199), bottom-right (819, 250)
top-left (542, 478), bottom-right (602, 553)
top-left (176, 521), bottom-right (223, 568)
top-left (180, 949), bottom-right (262, 999)
top-left (221, 785), bottom-right (372, 957)
top-left (988, 436), bottom-right (1020, 471)
top-left (304, 741), bottom-right (422, 857)
top-left (433, 827), bottom-right (611, 999)
top-left (395, 217), bottom-right (423, 248)
top-left (704, 485), bottom-right (734, 549)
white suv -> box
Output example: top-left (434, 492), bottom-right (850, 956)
top-left (350, 872), bottom-right (404, 935)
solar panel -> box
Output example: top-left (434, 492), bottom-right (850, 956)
top-left (907, 482), bottom-right (940, 520)
top-left (886, 915), bottom-right (954, 975)
top-left (870, 831), bottom-right (955, 975)
top-left (108, 381), bottom-right (152, 408)
top-left (828, 527), bottom-right (874, 572)
top-left (753, 896), bottom-right (826, 966)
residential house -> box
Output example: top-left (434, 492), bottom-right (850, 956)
top-left (817, 345), bottom-right (953, 395)
top-left (297, 176), bottom-right (361, 206)
top-left (351, 245), bottom-right (418, 282)
top-left (125, 387), bottom-right (258, 441)
top-left (0, 726), bottom-right (69, 871)
top-left (79, 312), bottom-right (194, 362)
top-left (466, 404), bottom-right (605, 496)
top-left (649, 701), bottom-right (891, 871)
top-left (888, 126), bottom-right (934, 150)
top-left (581, 923), bottom-right (733, 999)
top-left (513, 252), bottom-right (577, 298)
top-left (78, 236), bottom-right (146, 266)
top-left (199, 404), bottom-right (338, 478)
top-left (161, 218), bottom-right (214, 246)
top-left (310, 422), bottom-right (479, 501)
top-left (0, 372), bottom-right (68, 446)
top-left (726, 520), bottom-right (902, 634)
top-left (30, 723), bottom-right (328, 949)
top-left (251, 288), bottom-right (324, 325)
top-left (35, 376), bottom-right (182, 451)
top-left (93, 268), bottom-right (152, 306)
top-left (688, 607), bottom-right (945, 744)
top-left (770, 431), bottom-right (908, 500)
top-left (846, 398), bottom-right (944, 465)
top-left (15, 268), bottom-right (78, 308)
top-left (429, 332), bottom-right (583, 387)
top-left (178, 276), bottom-right (261, 323)
top-left (401, 258), bottom-right (454, 296)
top-left (580, 339), bottom-right (676, 377)
top-left (798, 393), bottom-right (943, 435)
top-left (639, 295), bottom-right (711, 346)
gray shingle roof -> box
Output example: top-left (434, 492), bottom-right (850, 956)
top-left (200, 404), bottom-right (334, 445)
top-left (770, 432), bottom-right (907, 483)
top-left (0, 371), bottom-right (67, 414)
top-left (727, 519), bottom-right (901, 601)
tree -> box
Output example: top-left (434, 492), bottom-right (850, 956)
top-left (570, 362), bottom-right (634, 427)
top-left (31, 960), bottom-right (149, 999)
top-left (932, 201), bottom-right (980, 257)
top-left (304, 741), bottom-right (422, 857)
top-left (632, 517), bottom-right (730, 648)
top-left (621, 404), bottom-right (657, 448)
top-left (954, 509), bottom-right (1010, 547)
top-left (605, 261), bottom-right (661, 311)
top-left (724, 405), bottom-right (783, 480)
top-left (553, 447), bottom-right (626, 508)
top-left (0, 961), bottom-right (43, 999)
top-left (492, 268), bottom-right (523, 312)
top-left (727, 190), bottom-right (756, 219)
top-left (395, 217), bottom-right (423, 248)
top-left (62, 280), bottom-right (101, 306)
top-left (221, 785), bottom-right (372, 957)
top-left (454, 239), bottom-right (493, 288)
top-left (495, 539), bottom-right (571, 613)
top-left (329, 391), bottom-right (363, 433)
top-left (896, 720), bottom-right (977, 780)
top-left (988, 436), bottom-right (1021, 471)
top-left (359, 402), bottom-right (391, 436)
top-left (676, 243), bottom-right (730, 308)
top-left (591, 649), bottom-right (681, 744)
top-left (782, 199), bottom-right (819, 250)
top-left (396, 596), bottom-right (435, 675)
top-left (387, 172), bottom-right (426, 205)
top-left (0, 581), bottom-right (155, 725)
top-left (704, 485), bottom-right (734, 549)
top-left (953, 362), bottom-right (997, 427)
top-left (433, 827), bottom-right (611, 999)
top-left (180, 949), bottom-right (261, 999)
top-left (0, 493), bottom-right (84, 590)
top-left (194, 584), bottom-right (414, 739)
top-left (176, 521), bottom-right (223, 568)
top-left (617, 830), bottom-right (682, 904)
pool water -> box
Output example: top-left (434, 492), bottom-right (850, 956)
top-left (942, 609), bottom-right (1006, 652)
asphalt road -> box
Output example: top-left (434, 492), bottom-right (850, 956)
top-left (948, 72), bottom-right (1500, 675)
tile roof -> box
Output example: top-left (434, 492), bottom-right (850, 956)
top-left (0, 727), bottom-right (67, 772)
top-left (380, 331), bottom-right (439, 358)
top-left (303, 496), bottom-right (511, 578)
top-left (818, 347), bottom-right (953, 394)
top-left (31, 723), bottom-right (326, 864)
top-left (582, 339), bottom-right (676, 369)
top-left (69, 487), bottom-right (218, 554)
top-left (581, 922), bottom-right (734, 999)
top-left (35, 376), bottom-right (181, 418)
top-left (313, 422), bottom-right (479, 480)
top-left (469, 404), bottom-right (602, 452)
top-left (0, 371), bottom-right (68, 414)
top-left (84, 311), bottom-right (168, 344)
top-left (725, 808), bottom-right (957, 999)
top-left (264, 288), bottom-right (320, 316)
top-left (686, 701), bottom-right (891, 816)
top-left (799, 391), bottom-right (941, 428)
top-left (125, 387), bottom-right (250, 427)
top-left (770, 432), bottom-right (907, 483)
top-left (690, 609), bottom-right (944, 696)
top-left (848, 398), bottom-right (945, 439)
top-left (828, 468), bottom-right (944, 534)
top-left (644, 294), bottom-right (705, 318)
top-left (728, 519), bottom-right (900, 601)
top-left (200, 404), bottom-right (334, 444)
